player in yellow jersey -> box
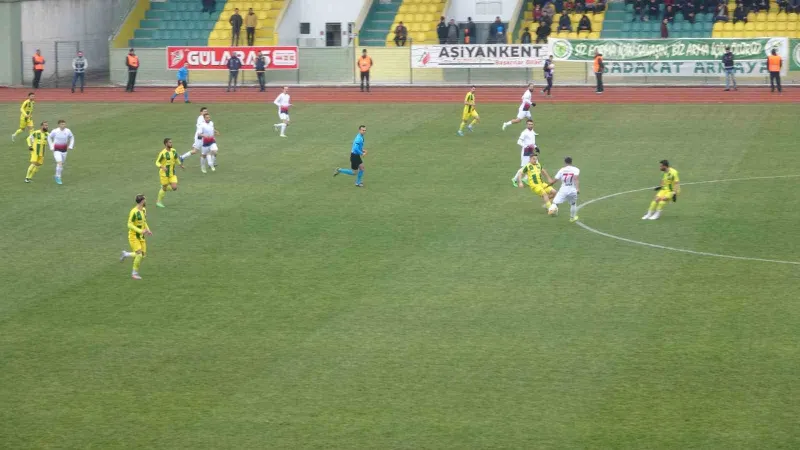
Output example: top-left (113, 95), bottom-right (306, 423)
top-left (516, 153), bottom-right (556, 211)
top-left (12, 92), bottom-right (35, 142)
top-left (120, 194), bottom-right (152, 280)
top-left (642, 160), bottom-right (680, 220)
top-left (155, 138), bottom-right (184, 208)
top-left (25, 121), bottom-right (49, 183)
top-left (457, 86), bottom-right (479, 136)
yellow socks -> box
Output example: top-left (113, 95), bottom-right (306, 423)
top-left (656, 200), bottom-right (666, 211)
top-left (26, 164), bottom-right (36, 179)
top-left (12, 128), bottom-right (25, 138)
top-left (133, 254), bottom-right (142, 273)
top-left (458, 122), bottom-right (466, 132)
top-left (470, 119), bottom-right (478, 127)
top-left (545, 201), bottom-right (552, 209)
top-left (648, 200), bottom-right (658, 212)
top-left (157, 188), bottom-right (166, 203)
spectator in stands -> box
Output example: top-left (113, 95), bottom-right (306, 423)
top-left (245, 8), bottom-right (257, 46)
top-left (789, 0), bottom-right (800, 13)
top-left (585, 0), bottom-right (596, 13)
top-left (543, 2), bottom-right (557, 18)
top-left (664, 5), bottom-right (676, 22)
top-left (647, 0), bottom-right (660, 20)
top-left (576, 0), bottom-right (586, 13)
top-left (226, 52), bottom-right (241, 92)
top-left (521, 27), bottom-right (532, 43)
top-left (229, 8), bottom-right (243, 46)
top-left (634, 0), bottom-right (646, 20)
top-left (489, 16), bottom-right (502, 43)
top-left (32, 49), bottom-right (45, 89)
top-left (733, 2), bottom-right (747, 22)
top-left (722, 46), bottom-right (737, 91)
top-left (715, 3), bottom-right (729, 21)
top-left (437, 17), bottom-right (447, 44)
top-left (71, 51), bottom-right (86, 94)
top-left (465, 17), bottom-right (477, 44)
top-left (394, 22), bottom-right (407, 46)
top-left (558, 12), bottom-right (573, 32)
top-left (447, 19), bottom-right (460, 44)
top-left (202, 0), bottom-right (216, 15)
top-left (683, 0), bottom-right (696, 22)
top-left (661, 18), bottom-right (670, 37)
top-left (534, 4), bottom-right (543, 21)
top-left (777, 0), bottom-right (788, 13)
top-left (595, 0), bottom-right (607, 13)
top-left (753, 0), bottom-right (769, 12)
top-left (535, 20), bottom-right (552, 43)
top-left (577, 14), bottom-right (592, 33)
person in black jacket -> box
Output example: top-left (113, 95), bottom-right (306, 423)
top-left (436, 17), bottom-right (447, 44)
top-left (521, 27), bottom-right (532, 43)
top-left (464, 17), bottom-right (477, 44)
top-left (227, 53), bottom-right (242, 92)
top-left (230, 8), bottom-right (243, 46)
top-left (535, 20), bottom-right (551, 43)
top-left (722, 47), bottom-right (736, 91)
top-left (255, 52), bottom-right (266, 92)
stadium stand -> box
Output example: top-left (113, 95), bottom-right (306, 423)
top-left (518, 1), bottom-right (604, 41)
top-left (208, 1), bottom-right (285, 46)
top-left (603, 1), bottom-right (713, 38)
top-left (130, 0), bottom-right (226, 48)
top-left (713, 7), bottom-right (800, 38)
top-left (359, 0), bottom-right (447, 46)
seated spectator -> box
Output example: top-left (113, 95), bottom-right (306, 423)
top-left (789, 0), bottom-right (800, 12)
top-left (202, 0), bottom-right (216, 14)
top-left (555, 0), bottom-right (565, 13)
top-left (683, 0), bottom-right (696, 22)
top-left (576, 0), bottom-right (586, 13)
top-left (578, 14), bottom-right (592, 32)
top-left (585, 0), bottom-right (596, 12)
top-left (596, 0), bottom-right (608, 13)
top-left (647, 0), bottom-right (660, 20)
top-left (777, 0), bottom-right (788, 12)
top-left (558, 12), bottom-right (573, 31)
top-left (565, 0), bottom-right (575, 12)
top-left (534, 5), bottom-right (543, 22)
top-left (664, 0), bottom-right (674, 8)
top-left (664, 5), bottom-right (676, 21)
top-left (634, 0), bottom-right (646, 20)
top-left (715, 3), bottom-right (729, 21)
top-left (521, 27), bottom-right (532, 43)
top-left (661, 18), bottom-right (670, 37)
top-left (733, 2), bottom-right (747, 22)
top-left (544, 0), bottom-right (557, 16)
top-left (752, 0), bottom-right (769, 12)
top-left (394, 22), bottom-right (407, 46)
top-left (535, 20), bottom-right (552, 43)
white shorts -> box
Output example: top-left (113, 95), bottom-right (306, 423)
top-left (53, 150), bottom-right (68, 163)
top-left (201, 143), bottom-right (218, 155)
top-left (520, 153), bottom-right (531, 166)
top-left (192, 138), bottom-right (203, 150)
top-left (553, 189), bottom-right (578, 206)
top-left (279, 113), bottom-right (290, 122)
top-left (516, 109), bottom-right (532, 121)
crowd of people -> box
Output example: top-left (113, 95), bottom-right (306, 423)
top-left (392, 16), bottom-right (507, 46)
top-left (525, 0), bottom-right (606, 43)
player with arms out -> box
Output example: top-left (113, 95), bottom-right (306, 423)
top-left (120, 194), bottom-right (152, 280)
top-left (502, 84), bottom-right (535, 130)
top-left (457, 86), bottom-right (479, 136)
top-left (512, 119), bottom-right (539, 186)
top-left (156, 138), bottom-right (184, 208)
top-left (642, 160), bottom-right (680, 220)
top-left (273, 86), bottom-right (291, 138)
top-left (25, 121), bottom-right (49, 183)
top-left (548, 156), bottom-right (581, 222)
top-left (47, 119), bottom-right (75, 185)
top-left (198, 112), bottom-right (220, 173)
top-left (333, 125), bottom-right (367, 187)
top-left (516, 154), bottom-right (556, 211)
top-left (12, 92), bottom-right (35, 142)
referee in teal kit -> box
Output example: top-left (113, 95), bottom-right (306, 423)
top-left (333, 125), bottom-right (367, 187)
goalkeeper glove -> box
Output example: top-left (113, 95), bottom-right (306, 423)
top-left (534, 145), bottom-right (541, 154)
top-left (28, 147), bottom-right (33, 151)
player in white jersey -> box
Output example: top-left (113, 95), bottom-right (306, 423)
top-left (548, 156), bottom-right (581, 222)
top-left (502, 84), bottom-right (536, 131)
top-left (47, 119), bottom-right (74, 185)
top-left (273, 86), bottom-right (291, 138)
top-left (511, 119), bottom-right (539, 187)
top-left (197, 112), bottom-right (220, 173)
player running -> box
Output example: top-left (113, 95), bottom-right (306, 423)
top-left (12, 92), bottom-right (35, 142)
top-left (502, 84), bottom-right (536, 130)
top-left (25, 121), bottom-right (49, 183)
top-left (180, 107), bottom-right (207, 166)
top-left (516, 153), bottom-right (556, 211)
top-left (333, 125), bottom-right (367, 187)
top-left (47, 119), bottom-right (75, 185)
top-left (548, 156), bottom-right (581, 222)
top-left (642, 160), bottom-right (680, 220)
top-left (512, 119), bottom-right (539, 187)
top-left (273, 87), bottom-right (291, 138)
top-left (120, 194), bottom-right (152, 280)
top-left (457, 86), bottom-right (479, 136)
top-left (197, 112), bottom-right (219, 173)
top-left (156, 138), bottom-right (184, 208)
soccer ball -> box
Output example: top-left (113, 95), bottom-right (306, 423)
top-left (548, 205), bottom-right (559, 216)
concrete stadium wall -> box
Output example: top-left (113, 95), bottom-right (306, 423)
top-left (448, 0), bottom-right (519, 22)
top-left (278, 0), bottom-right (365, 46)
top-left (0, 1), bottom-right (23, 86)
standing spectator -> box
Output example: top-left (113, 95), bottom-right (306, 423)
top-left (394, 21), bottom-right (407, 46)
top-left (661, 18), bottom-right (670, 37)
top-left (733, 2), bottom-right (747, 22)
top-left (465, 17), bottom-right (477, 44)
top-left (125, 48), bottom-right (139, 92)
top-left (647, 0), bottom-right (660, 20)
top-left (578, 14), bottom-right (592, 33)
top-left (767, 48), bottom-right (782, 93)
top-left (593, 50), bottom-right (604, 93)
top-left (230, 8), bottom-right (243, 46)
top-left (722, 46), bottom-right (737, 91)
top-left (358, 49), bottom-right (373, 93)
top-left (71, 51), bottom-right (87, 94)
top-left (255, 52), bottom-right (266, 92)
top-left (664, 5), bottom-right (676, 22)
top-left (226, 52), bottom-right (241, 92)
top-left (535, 20), bottom-right (552, 43)
top-left (245, 8), bottom-right (257, 46)
top-left (634, 0), bottom-right (645, 20)
top-left (436, 17), bottom-right (447, 44)
top-left (558, 12), bottom-right (573, 32)
top-left (489, 16), bottom-right (503, 43)
top-left (32, 49), bottom-right (45, 89)
top-left (534, 5), bottom-right (543, 22)
top-left (171, 63), bottom-right (189, 103)
top-left (715, 3), bottom-right (729, 21)
top-left (201, 0), bottom-right (216, 14)
top-left (521, 27), bottom-right (532, 43)
top-left (446, 19), bottom-right (459, 44)
top-left (542, 55), bottom-right (554, 96)
top-left (682, 0), bottom-right (696, 23)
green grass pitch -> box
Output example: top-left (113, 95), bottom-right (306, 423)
top-left (1, 102), bottom-right (799, 449)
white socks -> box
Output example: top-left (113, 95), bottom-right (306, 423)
top-left (123, 251), bottom-right (135, 257)
top-left (280, 123), bottom-right (287, 135)
top-left (56, 164), bottom-right (63, 178)
top-left (180, 151), bottom-right (192, 160)
top-left (570, 204), bottom-right (577, 218)
top-left (200, 157), bottom-right (207, 170)
top-left (504, 121), bottom-right (512, 127)
top-left (207, 153), bottom-right (215, 166)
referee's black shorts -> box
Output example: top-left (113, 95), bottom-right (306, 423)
top-left (180, 80), bottom-right (187, 88)
top-left (350, 153), bottom-right (363, 170)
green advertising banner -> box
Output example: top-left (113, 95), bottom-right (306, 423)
top-left (550, 38), bottom-right (788, 62)
top-left (602, 61), bottom-right (771, 77)
top-left (791, 39), bottom-right (800, 71)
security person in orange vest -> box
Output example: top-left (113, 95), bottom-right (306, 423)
top-left (125, 48), bottom-right (140, 92)
top-left (767, 48), bottom-right (782, 93)
top-left (358, 49), bottom-right (373, 93)
top-left (593, 50), bottom-right (604, 94)
top-left (32, 49), bottom-right (45, 89)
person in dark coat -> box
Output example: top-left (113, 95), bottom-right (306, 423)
top-left (436, 17), bottom-right (447, 44)
top-left (229, 8), bottom-right (243, 46)
top-left (226, 53), bottom-right (242, 92)
top-left (558, 12), bottom-right (573, 32)
top-left (255, 52), bottom-right (266, 92)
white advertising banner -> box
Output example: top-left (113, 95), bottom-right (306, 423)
top-left (411, 44), bottom-right (553, 69)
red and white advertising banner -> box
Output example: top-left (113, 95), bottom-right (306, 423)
top-left (166, 46), bottom-right (299, 70)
